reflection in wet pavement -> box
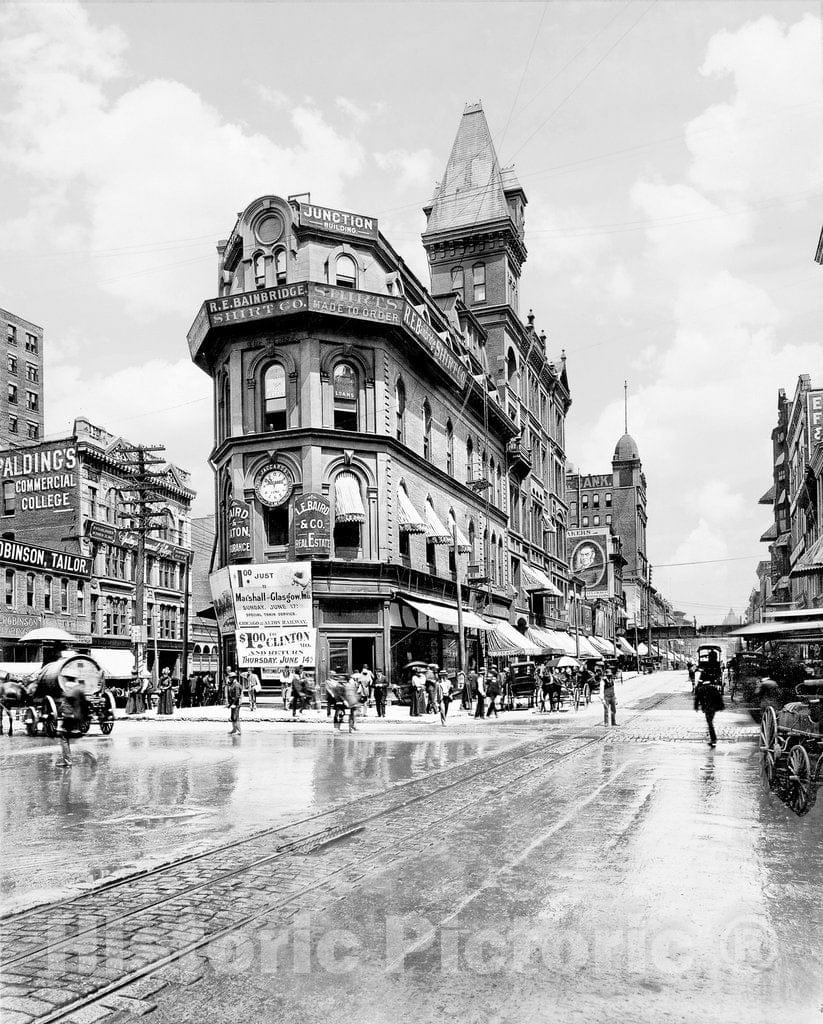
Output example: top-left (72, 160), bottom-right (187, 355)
top-left (0, 724), bottom-right (513, 914)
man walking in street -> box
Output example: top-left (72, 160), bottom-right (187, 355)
top-left (227, 671), bottom-right (242, 736)
top-left (694, 673), bottom-right (724, 747)
top-left (485, 671), bottom-right (499, 718)
top-left (474, 671), bottom-right (486, 719)
top-left (600, 668), bottom-right (617, 727)
top-left (372, 669), bottom-right (387, 718)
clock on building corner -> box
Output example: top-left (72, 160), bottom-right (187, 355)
top-left (255, 465), bottom-right (293, 507)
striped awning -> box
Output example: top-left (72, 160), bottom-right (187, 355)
top-left (402, 597), bottom-right (494, 630)
top-left (521, 562), bottom-right (563, 596)
top-left (592, 636), bottom-right (617, 656)
top-left (577, 635), bottom-right (603, 660)
top-left (486, 620), bottom-right (542, 656)
top-left (526, 626), bottom-right (566, 653)
top-left (397, 487), bottom-right (427, 534)
top-left (334, 472), bottom-right (366, 523)
top-left (447, 512), bottom-right (471, 553)
top-left (425, 500), bottom-right (451, 544)
top-left (791, 534), bottom-right (823, 576)
top-left (617, 636), bottom-right (636, 656)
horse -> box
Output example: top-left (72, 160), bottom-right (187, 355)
top-left (0, 677), bottom-right (34, 736)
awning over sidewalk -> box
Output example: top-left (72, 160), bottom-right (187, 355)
top-left (520, 563), bottom-right (563, 597)
top-left (401, 597), bottom-right (493, 631)
top-left (791, 535), bottom-right (823, 575)
top-left (729, 619), bottom-right (823, 639)
top-left (91, 648), bottom-right (135, 679)
top-left (636, 642), bottom-right (649, 656)
top-left (486, 620), bottom-right (542, 656)
top-left (617, 637), bottom-right (636, 656)
top-left (526, 626), bottom-right (566, 653)
top-left (577, 635), bottom-right (603, 660)
top-left (590, 636), bottom-right (616, 656)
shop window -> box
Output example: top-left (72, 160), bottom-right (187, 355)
top-left (333, 520), bottom-right (361, 558)
top-left (60, 578), bottom-right (69, 613)
top-left (333, 363), bottom-right (358, 430)
top-left (395, 378), bottom-right (406, 442)
top-left (4, 569), bottom-right (14, 606)
top-left (253, 251), bottom-right (266, 288)
top-left (26, 572), bottom-right (35, 608)
top-left (472, 263), bottom-right (486, 303)
top-left (44, 575), bottom-right (52, 611)
top-left (399, 530), bottom-right (410, 558)
top-left (264, 505), bottom-right (289, 547)
top-left (335, 254), bottom-right (358, 288)
top-left (423, 401), bottom-right (432, 461)
top-left (274, 248), bottom-right (287, 285)
top-left (451, 266), bottom-right (464, 302)
top-left (264, 364), bottom-right (287, 431)
top-left (446, 420), bottom-right (453, 475)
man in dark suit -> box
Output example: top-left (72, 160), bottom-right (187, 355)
top-left (694, 675), bottom-right (724, 747)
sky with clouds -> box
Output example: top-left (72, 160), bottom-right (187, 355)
top-left (0, 0), bottom-right (821, 622)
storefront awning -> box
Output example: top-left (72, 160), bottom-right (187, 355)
top-left (593, 636), bottom-right (617, 656)
top-left (424, 501), bottom-right (451, 544)
top-left (553, 631), bottom-right (581, 656)
top-left (729, 619), bottom-right (823, 639)
top-left (791, 535), bottom-right (823, 576)
top-left (577, 635), bottom-right (603, 660)
top-left (91, 648), bottom-right (135, 679)
top-left (617, 636), bottom-right (636, 656)
top-left (335, 472), bottom-right (366, 523)
top-left (521, 563), bottom-right (563, 597)
top-left (397, 487), bottom-right (427, 534)
top-left (636, 642), bottom-right (649, 656)
top-left (526, 626), bottom-right (566, 653)
top-left (447, 512), bottom-right (471, 553)
top-left (401, 597), bottom-right (493, 631)
top-left (486, 620), bottom-right (542, 656)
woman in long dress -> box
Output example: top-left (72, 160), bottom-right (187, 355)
top-left (157, 668), bottom-right (175, 715)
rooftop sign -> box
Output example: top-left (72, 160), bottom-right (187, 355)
top-left (808, 390), bottom-right (823, 450)
top-left (0, 441), bottom-right (79, 518)
top-left (298, 203), bottom-right (378, 240)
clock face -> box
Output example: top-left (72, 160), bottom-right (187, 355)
top-left (256, 467), bottom-right (292, 507)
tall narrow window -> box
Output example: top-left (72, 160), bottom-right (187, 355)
top-left (490, 533), bottom-right (497, 584)
top-left (274, 248), bottom-right (287, 285)
top-left (498, 538), bottom-right (504, 584)
top-left (335, 254), bottom-right (357, 288)
top-left (472, 262), bottom-right (486, 303)
top-left (466, 437), bottom-right (474, 482)
top-left (76, 581), bottom-right (85, 616)
top-left (220, 373), bottom-right (231, 442)
top-left (333, 363), bottom-right (358, 430)
top-left (423, 401), bottom-right (432, 461)
top-left (44, 575), bottom-right (52, 611)
top-left (60, 578), bottom-right (69, 613)
top-left (264, 505), bottom-right (289, 546)
top-left (253, 252), bottom-right (266, 288)
top-left (4, 569), bottom-right (14, 607)
top-left (2, 481), bottom-right (15, 516)
top-left (446, 420), bottom-right (454, 475)
top-left (26, 572), bottom-right (35, 608)
top-left (451, 266), bottom-right (464, 302)
top-left (264, 364), bottom-right (287, 431)
top-left (489, 457), bottom-right (496, 505)
top-left (395, 379), bottom-right (406, 442)
top-left (468, 521), bottom-right (476, 564)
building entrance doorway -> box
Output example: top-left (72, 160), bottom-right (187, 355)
top-left (327, 636), bottom-right (376, 677)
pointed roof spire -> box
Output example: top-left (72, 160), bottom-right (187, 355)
top-left (425, 102), bottom-right (509, 233)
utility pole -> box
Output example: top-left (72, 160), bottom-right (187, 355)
top-left (453, 521), bottom-right (465, 675)
top-left (647, 565), bottom-right (653, 671)
top-left (113, 444), bottom-right (168, 680)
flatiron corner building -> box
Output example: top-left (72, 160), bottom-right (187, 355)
top-left (189, 103), bottom-right (573, 681)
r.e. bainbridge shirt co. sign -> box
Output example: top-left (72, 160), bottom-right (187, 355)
top-left (188, 283), bottom-right (468, 390)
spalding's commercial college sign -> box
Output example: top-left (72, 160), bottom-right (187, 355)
top-left (0, 442), bottom-right (79, 515)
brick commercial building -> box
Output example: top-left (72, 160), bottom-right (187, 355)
top-left (1, 307), bottom-right (44, 448)
top-left (0, 418), bottom-right (194, 678)
top-left (189, 102), bottom-right (574, 684)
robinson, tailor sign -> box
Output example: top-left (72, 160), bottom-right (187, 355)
top-left (0, 539), bottom-right (91, 578)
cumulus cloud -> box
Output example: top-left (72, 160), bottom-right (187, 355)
top-left (374, 148), bottom-right (436, 189)
top-left (0, 2), bottom-right (366, 317)
top-left (335, 96), bottom-right (386, 125)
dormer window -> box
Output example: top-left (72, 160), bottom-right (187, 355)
top-left (336, 254), bottom-right (357, 289)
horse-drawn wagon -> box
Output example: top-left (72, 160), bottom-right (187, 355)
top-left (759, 682), bottom-right (823, 816)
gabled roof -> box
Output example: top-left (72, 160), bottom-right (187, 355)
top-left (425, 102), bottom-right (509, 234)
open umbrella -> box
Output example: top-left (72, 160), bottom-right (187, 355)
top-left (18, 626), bottom-right (79, 645)
top-left (548, 655), bottom-right (581, 669)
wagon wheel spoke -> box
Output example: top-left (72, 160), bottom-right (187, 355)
top-left (759, 706), bottom-right (779, 783)
top-left (785, 745), bottom-right (812, 816)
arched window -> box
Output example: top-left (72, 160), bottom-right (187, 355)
top-left (481, 448), bottom-right (488, 483)
top-left (482, 528), bottom-right (489, 576)
top-left (489, 457), bottom-right (496, 505)
top-left (506, 348), bottom-right (517, 382)
top-left (490, 532), bottom-right (497, 584)
top-left (498, 537), bottom-right (504, 584)
top-left (468, 521), bottom-right (476, 564)
top-left (44, 575), bottom-right (52, 611)
top-left (466, 437), bottom-right (474, 482)
top-left (472, 262), bottom-right (486, 303)
top-left (26, 572), bottom-right (35, 608)
top-left (395, 378), bottom-right (406, 442)
top-left (219, 372), bottom-right (231, 442)
top-left (446, 420), bottom-right (454, 475)
top-left (451, 266), bottom-right (464, 302)
top-left (333, 472), bottom-right (365, 558)
top-left (333, 363), bottom-right (358, 430)
top-left (253, 252), bottom-right (266, 288)
top-left (423, 401), bottom-right (432, 461)
top-left (274, 248), bottom-right (287, 285)
top-left (60, 578), bottom-right (69, 613)
top-left (264, 364), bottom-right (287, 431)
top-left (497, 464), bottom-right (503, 511)
top-left (335, 253), bottom-right (358, 288)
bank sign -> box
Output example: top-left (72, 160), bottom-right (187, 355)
top-left (0, 539), bottom-right (91, 578)
top-left (0, 441), bottom-right (79, 517)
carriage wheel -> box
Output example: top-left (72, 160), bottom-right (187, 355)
top-left (785, 745), bottom-right (813, 816)
top-left (99, 692), bottom-right (116, 735)
top-left (42, 696), bottom-right (59, 738)
top-left (759, 706), bottom-right (778, 785)
top-left (573, 687), bottom-right (582, 712)
top-left (583, 682), bottom-right (591, 706)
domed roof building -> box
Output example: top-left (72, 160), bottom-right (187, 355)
top-left (613, 433), bottom-right (640, 463)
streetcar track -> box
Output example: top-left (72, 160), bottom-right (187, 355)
top-left (3, 693), bottom-right (675, 1023)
